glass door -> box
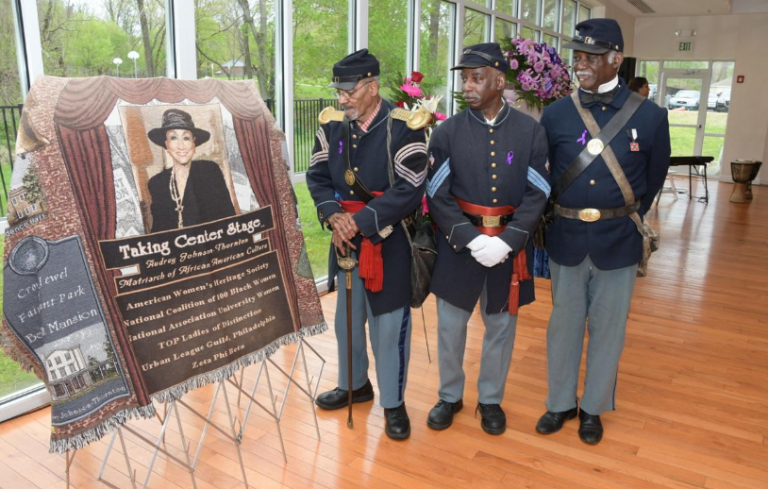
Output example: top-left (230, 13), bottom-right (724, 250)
top-left (659, 69), bottom-right (709, 158)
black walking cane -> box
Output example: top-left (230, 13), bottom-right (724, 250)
top-left (336, 244), bottom-right (357, 429)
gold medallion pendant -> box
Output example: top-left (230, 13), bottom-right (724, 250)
top-left (587, 138), bottom-right (604, 156)
top-left (345, 169), bottom-right (356, 186)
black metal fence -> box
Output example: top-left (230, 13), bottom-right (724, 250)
top-left (0, 99), bottom-right (336, 217)
top-left (1, 104), bottom-right (22, 218)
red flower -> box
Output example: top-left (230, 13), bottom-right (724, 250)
top-left (411, 71), bottom-right (425, 83)
top-left (395, 100), bottom-right (406, 108)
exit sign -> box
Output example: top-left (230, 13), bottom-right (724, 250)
top-left (679, 41), bottom-right (693, 52)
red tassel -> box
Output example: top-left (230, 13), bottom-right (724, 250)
top-left (358, 238), bottom-right (384, 292)
top-left (508, 273), bottom-right (520, 315)
top-left (508, 252), bottom-right (530, 315)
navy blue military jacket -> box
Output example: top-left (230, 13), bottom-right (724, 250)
top-left (540, 83), bottom-right (671, 269)
top-left (426, 101), bottom-right (550, 314)
top-left (306, 99), bottom-right (428, 316)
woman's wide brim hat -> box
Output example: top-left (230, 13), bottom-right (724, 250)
top-left (148, 108), bottom-right (211, 148)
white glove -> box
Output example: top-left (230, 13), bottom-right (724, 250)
top-left (471, 236), bottom-right (512, 267)
top-left (466, 234), bottom-right (492, 252)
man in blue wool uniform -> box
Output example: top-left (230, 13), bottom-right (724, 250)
top-left (425, 43), bottom-right (550, 435)
top-left (535, 19), bottom-right (670, 444)
top-left (306, 49), bottom-right (428, 440)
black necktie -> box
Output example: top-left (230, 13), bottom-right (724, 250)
top-left (580, 85), bottom-right (620, 107)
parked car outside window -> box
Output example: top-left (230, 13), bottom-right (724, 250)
top-left (668, 90), bottom-right (701, 111)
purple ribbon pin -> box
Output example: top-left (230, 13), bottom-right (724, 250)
top-left (506, 151), bottom-right (514, 165)
top-left (577, 129), bottom-right (587, 145)
top-left (338, 141), bottom-right (344, 154)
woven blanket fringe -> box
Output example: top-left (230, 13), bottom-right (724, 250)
top-left (150, 321), bottom-right (327, 403)
top-left (49, 404), bottom-right (156, 454)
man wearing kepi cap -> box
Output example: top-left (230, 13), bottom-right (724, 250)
top-left (425, 43), bottom-right (549, 435)
top-left (306, 49), bottom-right (429, 439)
top-left (536, 19), bottom-right (670, 444)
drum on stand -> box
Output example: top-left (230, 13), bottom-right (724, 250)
top-left (730, 160), bottom-right (762, 203)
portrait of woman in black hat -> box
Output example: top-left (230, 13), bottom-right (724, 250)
top-left (146, 108), bottom-right (236, 232)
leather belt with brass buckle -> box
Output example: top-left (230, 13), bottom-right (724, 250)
top-left (482, 215), bottom-right (502, 227)
top-left (578, 208), bottom-right (601, 222)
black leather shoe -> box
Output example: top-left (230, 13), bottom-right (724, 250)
top-left (578, 410), bottom-right (603, 445)
top-left (427, 399), bottom-right (463, 430)
top-left (384, 403), bottom-right (410, 440)
top-left (476, 403), bottom-right (506, 435)
top-left (315, 379), bottom-right (374, 410)
top-left (535, 407), bottom-right (578, 434)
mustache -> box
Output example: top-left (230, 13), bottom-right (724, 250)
top-left (463, 91), bottom-right (480, 99)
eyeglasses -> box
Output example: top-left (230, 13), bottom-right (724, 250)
top-left (333, 80), bottom-right (374, 100)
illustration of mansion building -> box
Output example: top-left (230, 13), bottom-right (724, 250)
top-left (44, 347), bottom-right (113, 400)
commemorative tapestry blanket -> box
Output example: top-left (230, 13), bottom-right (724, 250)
top-left (1, 76), bottom-right (326, 453)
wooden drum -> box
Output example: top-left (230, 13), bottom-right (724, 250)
top-left (730, 160), bottom-right (763, 203)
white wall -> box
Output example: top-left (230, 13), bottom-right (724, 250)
top-left (591, 3), bottom-right (635, 55)
top-left (634, 14), bottom-right (768, 183)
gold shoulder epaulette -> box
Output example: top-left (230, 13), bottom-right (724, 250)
top-left (318, 106), bottom-right (345, 124)
top-left (391, 107), bottom-right (432, 130)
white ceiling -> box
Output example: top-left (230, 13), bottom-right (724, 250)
top-left (608, 0), bottom-right (735, 17)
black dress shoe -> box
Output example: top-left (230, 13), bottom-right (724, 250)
top-left (384, 403), bottom-right (410, 440)
top-left (578, 410), bottom-right (603, 445)
top-left (427, 399), bottom-right (463, 430)
top-left (535, 407), bottom-right (578, 434)
top-left (315, 379), bottom-right (374, 410)
top-left (476, 403), bottom-right (506, 435)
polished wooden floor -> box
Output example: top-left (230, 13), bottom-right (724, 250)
top-left (2, 181), bottom-right (768, 489)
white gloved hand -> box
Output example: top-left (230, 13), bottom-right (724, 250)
top-left (471, 236), bottom-right (513, 267)
top-left (466, 234), bottom-right (492, 252)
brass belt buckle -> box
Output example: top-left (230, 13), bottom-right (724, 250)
top-left (578, 208), bottom-right (601, 222)
top-left (482, 215), bottom-right (501, 227)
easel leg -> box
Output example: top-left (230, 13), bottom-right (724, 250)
top-left (220, 379), bottom-right (251, 486)
top-left (65, 449), bottom-right (76, 489)
top-left (299, 340), bottom-right (322, 440)
top-left (172, 402), bottom-right (198, 489)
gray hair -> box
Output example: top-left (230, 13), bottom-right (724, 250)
top-left (607, 51), bottom-right (618, 64)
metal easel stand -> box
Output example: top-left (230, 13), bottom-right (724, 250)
top-left (236, 337), bottom-right (326, 450)
top-left (228, 359), bottom-right (288, 463)
top-left (95, 398), bottom-right (204, 489)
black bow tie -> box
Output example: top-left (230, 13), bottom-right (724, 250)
top-left (580, 85), bottom-right (620, 107)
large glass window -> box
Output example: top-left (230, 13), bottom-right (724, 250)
top-left (495, 18), bottom-right (517, 43)
top-left (369, 0), bottom-right (409, 101)
top-left (37, 0), bottom-right (167, 77)
top-left (521, 26), bottom-right (539, 41)
top-left (543, 33), bottom-right (558, 51)
top-left (578, 3), bottom-right (590, 22)
top-left (542, 0), bottom-right (559, 31)
top-left (0, 0), bottom-right (37, 414)
top-left (495, 0), bottom-right (518, 16)
top-left (292, 0), bottom-right (348, 281)
top-left (419, 0), bottom-right (453, 115)
top-left (194, 0), bottom-right (277, 104)
top-left (464, 9), bottom-right (489, 46)
top-left (637, 60), bottom-right (660, 105)
top-left (561, 0), bottom-right (576, 35)
top-left (521, 0), bottom-right (540, 25)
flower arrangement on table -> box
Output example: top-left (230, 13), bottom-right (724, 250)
top-left (500, 37), bottom-right (573, 112)
top-left (388, 71), bottom-right (447, 137)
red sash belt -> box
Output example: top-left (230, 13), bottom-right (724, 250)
top-left (454, 196), bottom-right (530, 315)
top-left (339, 192), bottom-right (384, 293)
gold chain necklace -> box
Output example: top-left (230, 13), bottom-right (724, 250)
top-left (169, 166), bottom-right (184, 228)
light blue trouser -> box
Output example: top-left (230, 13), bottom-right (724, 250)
top-left (545, 255), bottom-right (638, 415)
top-left (436, 282), bottom-right (519, 404)
top-left (335, 268), bottom-right (412, 409)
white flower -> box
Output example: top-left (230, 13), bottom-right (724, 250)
top-left (416, 95), bottom-right (442, 114)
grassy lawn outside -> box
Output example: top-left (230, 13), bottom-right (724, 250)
top-left (294, 182), bottom-right (331, 281)
top-left (0, 237), bottom-right (43, 400)
top-left (668, 110), bottom-right (727, 175)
